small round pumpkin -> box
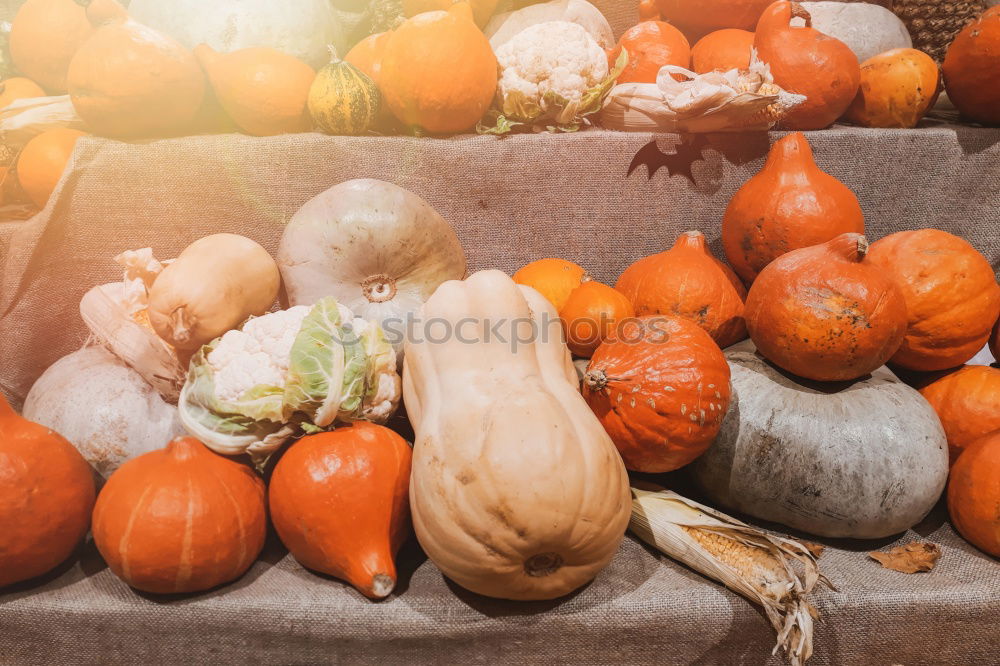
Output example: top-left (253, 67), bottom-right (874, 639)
top-left (845, 48), bottom-right (941, 128)
top-left (942, 8), bottom-right (1000, 126)
top-left (616, 230), bottom-right (748, 348)
top-left (92, 437), bottom-right (266, 594)
top-left (0, 394), bottom-right (96, 588)
top-left (308, 48), bottom-right (380, 136)
top-left (867, 229), bottom-right (1000, 371)
top-left (948, 431), bottom-right (1000, 557)
top-left (9, 0), bottom-right (92, 93)
top-left (0, 77), bottom-right (46, 109)
top-left (583, 315), bottom-right (732, 473)
top-left (918, 365), bottom-right (1000, 463)
top-left (17, 128), bottom-right (88, 208)
top-left (643, 0), bottom-right (774, 34)
top-left (610, 20), bottom-right (691, 84)
top-left (560, 281), bottom-right (635, 358)
top-left (691, 29), bottom-right (755, 73)
top-left (513, 258), bottom-right (589, 312)
top-left (744, 233), bottom-right (908, 382)
top-left (403, 0), bottom-right (500, 26)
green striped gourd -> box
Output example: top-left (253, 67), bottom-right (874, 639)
top-left (308, 46), bottom-right (380, 135)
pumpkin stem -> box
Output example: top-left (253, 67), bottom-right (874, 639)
top-left (790, 2), bottom-right (812, 27)
top-left (327, 45), bottom-right (341, 64)
top-left (362, 274), bottom-right (398, 303)
top-left (583, 368), bottom-right (608, 392)
top-left (830, 233), bottom-right (869, 262)
top-left (676, 230), bottom-right (707, 250)
top-left (371, 573), bottom-right (396, 598)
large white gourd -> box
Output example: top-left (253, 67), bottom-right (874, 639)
top-left (798, 2), bottom-right (912, 64)
top-left (403, 270), bottom-right (630, 601)
top-left (485, 0), bottom-right (615, 49)
top-left (692, 340), bottom-right (949, 539)
top-left (127, 0), bottom-right (347, 70)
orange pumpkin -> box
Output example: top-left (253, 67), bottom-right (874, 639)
top-left (0, 394), bottom-right (96, 588)
top-left (92, 437), bottom-right (266, 594)
top-left (867, 230), bottom-right (1000, 371)
top-left (942, 8), bottom-right (1000, 126)
top-left (948, 431), bottom-right (1000, 557)
top-left (560, 281), bottom-right (635, 358)
top-left (17, 128), bottom-right (88, 208)
top-left (346, 32), bottom-right (391, 85)
top-left (616, 231), bottom-right (747, 348)
top-left (0, 77), bottom-right (46, 109)
top-left (641, 0), bottom-right (773, 34)
top-left (9, 0), bottom-right (92, 93)
top-left (380, 3), bottom-right (497, 134)
top-left (918, 365), bottom-right (1000, 463)
top-left (691, 29), bottom-right (755, 73)
top-left (66, 0), bottom-right (205, 138)
top-left (513, 258), bottom-right (589, 312)
top-left (269, 423), bottom-right (412, 599)
top-left (722, 132), bottom-right (865, 284)
top-left (609, 21), bottom-right (691, 84)
top-left (583, 316), bottom-right (732, 473)
top-left (990, 316), bottom-right (999, 362)
top-left (754, 1), bottom-right (860, 130)
top-left (744, 233), bottom-right (908, 382)
top-left (845, 48), bottom-right (941, 128)
top-left (403, 0), bottom-right (500, 26)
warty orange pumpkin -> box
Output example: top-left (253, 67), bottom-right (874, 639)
top-left (0, 394), bottom-right (96, 588)
top-left (918, 365), bottom-right (1000, 463)
top-left (691, 29), bottom-right (755, 73)
top-left (609, 20), bottom-right (691, 84)
top-left (722, 132), bottom-right (865, 284)
top-left (845, 48), bottom-right (941, 128)
top-left (942, 7), bottom-right (1000, 126)
top-left (867, 229), bottom-right (1000, 371)
top-left (948, 431), bottom-right (1000, 557)
top-left (92, 437), bottom-right (266, 594)
top-left (269, 423), bottom-right (412, 599)
top-left (9, 0), bottom-right (92, 93)
top-left (744, 233), bottom-right (908, 382)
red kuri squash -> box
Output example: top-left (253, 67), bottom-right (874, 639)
top-left (609, 20), bottom-right (691, 84)
top-left (918, 365), bottom-right (1000, 463)
top-left (942, 8), bottom-right (1000, 126)
top-left (691, 29), bottom-right (755, 73)
top-left (948, 431), bottom-right (1000, 557)
top-left (560, 281), bottom-right (636, 358)
top-left (641, 0), bottom-right (774, 34)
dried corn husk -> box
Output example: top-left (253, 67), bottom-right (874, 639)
top-left (80, 249), bottom-right (186, 403)
top-left (601, 53), bottom-right (806, 133)
top-left (630, 486), bottom-right (831, 666)
top-left (0, 95), bottom-right (87, 146)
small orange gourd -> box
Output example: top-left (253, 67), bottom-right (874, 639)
top-left (691, 29), bottom-right (755, 73)
top-left (845, 48), bottom-right (941, 128)
top-left (0, 77), bottom-right (46, 109)
top-left (269, 423), bottom-right (412, 599)
top-left (609, 21), bottom-right (691, 84)
top-left (754, 1), bottom-right (860, 130)
top-left (744, 233), bottom-right (908, 382)
top-left (948, 431), bottom-right (1000, 557)
top-left (722, 132), bottom-right (865, 284)
top-left (918, 366), bottom-right (1000, 463)
top-left (867, 229), bottom-right (1000, 371)
top-left (380, 3), bottom-right (497, 134)
top-left (616, 231), bottom-right (747, 348)
top-left (942, 8), bottom-right (1000, 126)
top-left (17, 128), bottom-right (88, 208)
top-left (513, 258), bottom-right (589, 312)
top-left (560, 281), bottom-right (635, 358)
top-left (92, 437), bottom-right (266, 594)
top-left (9, 0), bottom-right (92, 93)
top-left (0, 394), bottom-right (96, 588)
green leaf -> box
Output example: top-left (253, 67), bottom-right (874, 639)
top-left (283, 297), bottom-right (347, 427)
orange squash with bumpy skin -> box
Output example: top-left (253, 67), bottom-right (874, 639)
top-left (948, 431), bottom-right (1000, 556)
top-left (616, 231), bottom-right (747, 348)
top-left (918, 365), bottom-right (1000, 463)
top-left (610, 21), bottom-right (691, 84)
top-left (92, 437), bottom-right (266, 594)
top-left (0, 394), bottom-right (95, 588)
top-left (583, 316), bottom-right (732, 473)
top-left (691, 29), bottom-right (755, 73)
top-left (744, 233), bottom-right (908, 382)
top-left (867, 229), bottom-right (1000, 371)
top-left (722, 132), bottom-right (865, 284)
top-left (754, 1), bottom-right (860, 130)
top-left (942, 8), bottom-right (1000, 126)
top-left (845, 48), bottom-right (940, 129)
top-left (269, 423), bottom-right (412, 599)
top-left (9, 0), bottom-right (92, 93)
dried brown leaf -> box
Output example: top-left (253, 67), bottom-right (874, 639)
top-left (869, 542), bottom-right (941, 574)
top-left (802, 541), bottom-right (826, 559)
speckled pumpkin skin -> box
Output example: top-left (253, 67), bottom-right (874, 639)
top-left (948, 431), bottom-right (1000, 557)
top-left (583, 316), bottom-right (732, 473)
top-left (845, 48), bottom-right (941, 129)
top-left (918, 365), bottom-right (1000, 463)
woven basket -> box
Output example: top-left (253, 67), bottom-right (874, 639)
top-left (890, 0), bottom-right (986, 61)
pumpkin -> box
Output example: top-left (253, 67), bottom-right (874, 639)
top-left (692, 339), bottom-right (949, 539)
top-left (744, 233), bottom-right (908, 382)
top-left (0, 77), bottom-right (46, 109)
top-left (942, 7), bottom-right (1000, 125)
top-left (754, 1), bottom-right (861, 130)
top-left (691, 29), bottom-right (755, 73)
top-left (17, 127), bottom-right (87, 209)
top-left (513, 258), bottom-right (589, 312)
top-left (642, 0), bottom-right (774, 34)
top-left (277, 179), bottom-right (467, 362)
top-left (346, 32), bottom-right (390, 84)
top-left (560, 281), bottom-right (635, 358)
top-left (92, 437), bottom-right (266, 594)
top-left (615, 230), bottom-right (748, 348)
top-left (308, 48), bottom-right (380, 136)
top-left (485, 0), bottom-right (615, 50)
top-left (0, 393), bottom-right (96, 588)
top-left (195, 45), bottom-right (315, 136)
top-left (867, 229), bottom-right (1000, 371)
top-left (918, 365), bottom-right (1000, 463)
top-left (583, 316), bottom-right (732, 473)
top-left (381, 3), bottom-right (498, 134)
top-left (845, 48), bottom-right (940, 128)
top-left (269, 423), bottom-right (412, 599)
top-left (722, 131), bottom-right (865, 284)
top-left (66, 0), bottom-right (205, 138)
top-left (610, 21), bottom-right (691, 84)
top-left (128, 0), bottom-right (346, 70)
top-left (948, 431), bottom-right (1000, 557)
top-left (798, 2), bottom-right (913, 64)
top-left (22, 347), bottom-right (185, 479)
top-left (403, 0), bottom-right (500, 26)
top-left (8, 0), bottom-right (91, 94)
top-left (403, 270), bottom-right (630, 600)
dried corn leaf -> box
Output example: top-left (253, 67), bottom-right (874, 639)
top-left (0, 95), bottom-right (86, 146)
top-left (803, 542), bottom-right (827, 559)
top-left (869, 543), bottom-right (941, 574)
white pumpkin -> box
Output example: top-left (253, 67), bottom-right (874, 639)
top-left (277, 179), bottom-right (467, 362)
top-left (485, 0), bottom-right (615, 50)
top-left (22, 346), bottom-right (184, 479)
top-left (797, 2), bottom-right (912, 64)
top-left (127, 0), bottom-right (347, 70)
